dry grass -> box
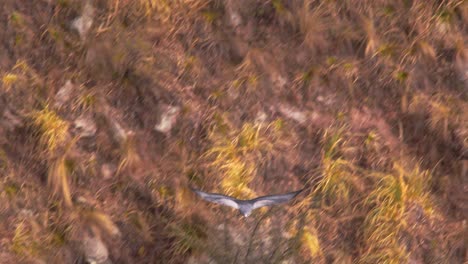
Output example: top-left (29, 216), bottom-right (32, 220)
top-left (168, 220), bottom-right (207, 256)
top-left (47, 156), bottom-right (73, 208)
top-left (80, 209), bottom-right (120, 237)
top-left (30, 106), bottom-right (69, 154)
top-left (11, 221), bottom-right (39, 257)
top-left (301, 227), bottom-right (322, 259)
top-left (117, 132), bottom-right (141, 174)
top-left (361, 163), bottom-right (433, 263)
top-left (205, 121), bottom-right (273, 198)
top-left (314, 126), bottom-right (364, 208)
top-left (2, 73), bottom-right (18, 91)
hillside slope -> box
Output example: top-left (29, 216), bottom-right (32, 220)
top-left (0, 0), bottom-right (466, 263)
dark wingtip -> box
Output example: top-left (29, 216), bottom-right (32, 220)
top-left (188, 185), bottom-right (198, 192)
top-left (293, 188), bottom-right (306, 197)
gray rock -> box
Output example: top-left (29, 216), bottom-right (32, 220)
top-left (55, 80), bottom-right (74, 107)
top-left (154, 105), bottom-right (180, 134)
top-left (278, 105), bottom-right (307, 124)
top-left (229, 11), bottom-right (242, 28)
top-left (101, 163), bottom-right (116, 180)
top-left (255, 111), bottom-right (268, 124)
top-left (109, 119), bottom-right (127, 144)
top-left (74, 115), bottom-right (97, 138)
top-left (72, 3), bottom-right (94, 40)
top-left (82, 236), bottom-right (109, 264)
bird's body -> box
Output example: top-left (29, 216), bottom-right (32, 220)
top-left (236, 200), bottom-right (254, 217)
top-left (190, 187), bottom-right (303, 217)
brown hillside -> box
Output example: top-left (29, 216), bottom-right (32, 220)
top-left (0, 0), bottom-right (466, 263)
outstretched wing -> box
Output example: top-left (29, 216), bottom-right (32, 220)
top-left (190, 188), bottom-right (240, 209)
top-left (251, 189), bottom-right (303, 210)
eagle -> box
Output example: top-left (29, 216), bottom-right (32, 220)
top-left (190, 187), bottom-right (304, 217)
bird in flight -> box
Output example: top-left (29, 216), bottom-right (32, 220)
top-left (190, 187), bottom-right (304, 217)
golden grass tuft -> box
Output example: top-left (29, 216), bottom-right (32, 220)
top-left (137, 0), bottom-right (170, 17)
top-left (361, 163), bottom-right (433, 263)
top-left (315, 127), bottom-right (361, 207)
top-left (30, 106), bottom-right (69, 153)
top-left (218, 157), bottom-right (256, 197)
top-left (361, 174), bottom-right (409, 263)
top-left (206, 122), bottom-right (272, 198)
top-left (301, 227), bottom-right (322, 258)
top-left (2, 73), bottom-right (18, 91)
top-left (47, 157), bottom-right (73, 208)
top-left (135, 0), bottom-right (206, 21)
top-left (11, 221), bottom-right (40, 257)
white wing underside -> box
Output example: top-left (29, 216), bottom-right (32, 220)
top-left (192, 188), bottom-right (302, 211)
top-left (212, 198), bottom-right (239, 209)
top-left (192, 189), bottom-right (240, 209)
top-left (252, 192), bottom-right (301, 209)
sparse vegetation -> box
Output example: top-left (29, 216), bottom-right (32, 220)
top-left (0, 0), bottom-right (466, 263)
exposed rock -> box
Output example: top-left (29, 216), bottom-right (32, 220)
top-left (109, 119), bottom-right (127, 144)
top-left (74, 115), bottom-right (97, 138)
top-left (308, 111), bottom-right (333, 128)
top-left (272, 74), bottom-right (287, 88)
top-left (281, 258), bottom-right (295, 264)
top-left (229, 11), bottom-right (242, 28)
top-left (224, 1), bottom-right (242, 28)
top-left (18, 209), bottom-right (34, 218)
top-left (282, 230), bottom-right (293, 239)
top-left (316, 95), bottom-right (335, 106)
top-left (101, 163), bottom-right (116, 180)
top-left (278, 105), bottom-right (307, 124)
top-left (72, 3), bottom-right (94, 40)
top-left (76, 196), bottom-right (90, 205)
top-left (82, 236), bottom-right (109, 264)
top-left (55, 80), bottom-right (74, 107)
top-left (154, 105), bottom-right (180, 134)
top-left (255, 111), bottom-right (267, 124)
